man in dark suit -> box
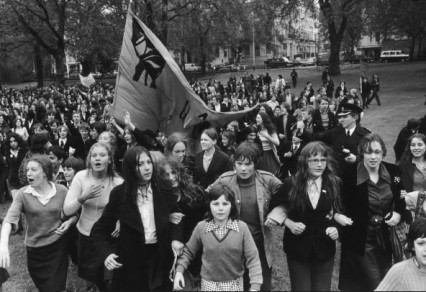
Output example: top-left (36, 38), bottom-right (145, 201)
top-left (275, 103), bottom-right (293, 143)
top-left (278, 135), bottom-right (305, 180)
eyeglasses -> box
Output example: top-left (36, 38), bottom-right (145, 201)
top-left (308, 158), bottom-right (327, 165)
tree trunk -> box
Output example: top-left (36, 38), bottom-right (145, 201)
top-left (200, 35), bottom-right (206, 74)
top-left (54, 49), bottom-right (66, 85)
top-left (329, 39), bottom-right (341, 75)
top-left (34, 42), bottom-right (44, 88)
top-left (409, 36), bottom-right (416, 62)
top-left (418, 34), bottom-right (423, 59)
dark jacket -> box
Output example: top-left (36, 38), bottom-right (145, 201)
top-left (271, 177), bottom-right (339, 261)
top-left (193, 148), bottom-right (232, 189)
top-left (53, 136), bottom-right (75, 158)
top-left (399, 159), bottom-right (416, 192)
top-left (311, 109), bottom-right (337, 133)
top-left (393, 126), bottom-right (416, 162)
top-left (5, 148), bottom-right (26, 189)
top-left (277, 141), bottom-right (305, 179)
top-left (275, 114), bottom-right (293, 142)
top-left (340, 162), bottom-right (406, 255)
top-left (91, 182), bottom-right (183, 291)
top-left (334, 86), bottom-right (348, 98)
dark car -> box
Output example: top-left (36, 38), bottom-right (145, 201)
top-left (264, 58), bottom-right (293, 69)
top-left (213, 64), bottom-right (239, 72)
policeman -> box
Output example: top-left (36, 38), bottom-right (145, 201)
top-left (297, 103), bottom-right (369, 173)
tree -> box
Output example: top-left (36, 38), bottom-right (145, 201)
top-left (366, 0), bottom-right (426, 61)
top-left (0, 1), bottom-right (46, 85)
top-left (341, 5), bottom-right (365, 55)
top-left (66, 0), bottom-right (130, 75)
top-left (5, 0), bottom-right (68, 84)
top-left (319, 0), bottom-right (363, 75)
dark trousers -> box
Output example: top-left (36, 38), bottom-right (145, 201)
top-left (362, 94), bottom-right (369, 108)
top-left (287, 256), bottom-right (334, 291)
top-left (244, 236), bottom-right (271, 291)
top-left (367, 90), bottom-right (381, 105)
top-left (292, 78), bottom-right (297, 88)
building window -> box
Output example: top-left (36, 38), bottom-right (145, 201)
top-left (224, 49), bottom-right (228, 57)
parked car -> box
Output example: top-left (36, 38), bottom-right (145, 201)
top-left (213, 64), bottom-right (239, 72)
top-left (317, 52), bottom-right (330, 66)
top-left (184, 63), bottom-right (202, 72)
top-left (264, 57), bottom-right (294, 69)
top-left (380, 50), bottom-right (409, 62)
top-left (298, 57), bottom-right (317, 66)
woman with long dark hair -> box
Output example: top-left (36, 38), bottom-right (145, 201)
top-left (91, 146), bottom-right (183, 291)
top-left (158, 157), bottom-right (206, 240)
top-left (399, 133), bottom-right (426, 219)
top-left (271, 141), bottom-right (342, 291)
top-left (219, 129), bottom-right (237, 157)
top-left (256, 111), bottom-right (280, 175)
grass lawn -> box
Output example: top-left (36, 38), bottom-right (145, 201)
top-left (2, 61), bottom-right (426, 291)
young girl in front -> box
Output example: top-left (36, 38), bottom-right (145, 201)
top-left (173, 183), bottom-right (262, 291)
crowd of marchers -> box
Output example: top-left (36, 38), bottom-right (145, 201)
top-left (0, 69), bottom-right (425, 292)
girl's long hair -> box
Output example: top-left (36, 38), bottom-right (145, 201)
top-left (157, 156), bottom-right (206, 208)
top-left (288, 141), bottom-right (342, 215)
top-left (258, 111), bottom-right (276, 135)
top-left (122, 146), bottom-right (160, 203)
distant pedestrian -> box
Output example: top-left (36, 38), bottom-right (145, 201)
top-left (322, 67), bottom-right (329, 84)
top-left (366, 74), bottom-right (381, 106)
top-left (290, 69), bottom-right (298, 88)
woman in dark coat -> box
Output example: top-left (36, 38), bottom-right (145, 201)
top-left (336, 133), bottom-right (406, 291)
top-left (5, 133), bottom-right (27, 198)
top-left (399, 133), bottom-right (426, 219)
top-left (334, 80), bottom-right (348, 99)
top-left (193, 128), bottom-right (232, 189)
top-left (270, 141), bottom-right (342, 291)
top-left (91, 146), bottom-right (183, 291)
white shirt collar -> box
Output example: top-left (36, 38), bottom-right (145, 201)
top-left (24, 182), bottom-right (57, 206)
top-left (346, 125), bottom-right (356, 136)
top-left (307, 176), bottom-right (322, 189)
